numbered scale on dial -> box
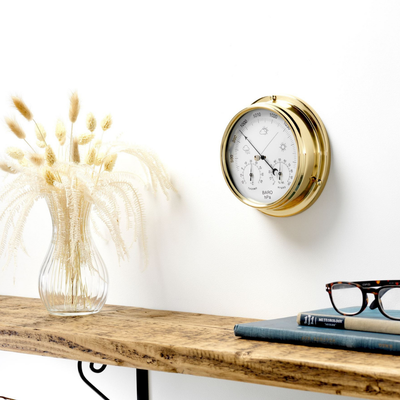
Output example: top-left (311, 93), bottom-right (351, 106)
top-left (226, 109), bottom-right (298, 204)
top-left (221, 95), bottom-right (330, 217)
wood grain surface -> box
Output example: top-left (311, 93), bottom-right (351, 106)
top-left (1, 295), bottom-right (400, 399)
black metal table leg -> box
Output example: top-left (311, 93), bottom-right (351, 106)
top-left (77, 361), bottom-right (150, 400)
top-left (137, 369), bottom-right (149, 400)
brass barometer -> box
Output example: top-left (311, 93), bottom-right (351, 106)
top-left (220, 95), bottom-right (330, 217)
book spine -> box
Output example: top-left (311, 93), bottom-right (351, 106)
top-left (297, 313), bottom-right (400, 335)
top-left (297, 313), bottom-right (345, 329)
top-left (233, 324), bottom-right (400, 354)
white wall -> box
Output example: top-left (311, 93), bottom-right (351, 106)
top-left (0, 0), bottom-right (399, 399)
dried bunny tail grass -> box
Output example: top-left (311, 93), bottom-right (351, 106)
top-left (5, 117), bottom-right (26, 139)
top-left (86, 113), bottom-right (96, 132)
top-left (72, 137), bottom-right (80, 163)
top-left (55, 120), bottom-right (66, 144)
top-left (11, 96), bottom-right (33, 121)
top-left (94, 152), bottom-right (104, 166)
top-left (78, 132), bottom-right (95, 145)
top-left (43, 168), bottom-right (56, 185)
top-left (18, 157), bottom-right (29, 167)
top-left (27, 153), bottom-right (44, 166)
top-left (69, 92), bottom-right (80, 123)
top-left (104, 153), bottom-right (117, 172)
top-left (35, 123), bottom-right (46, 141)
top-left (100, 114), bottom-right (112, 131)
top-left (36, 140), bottom-right (46, 148)
top-left (85, 147), bottom-right (96, 165)
top-left (45, 145), bottom-right (57, 166)
top-left (93, 139), bottom-right (102, 148)
top-left (4, 117), bottom-right (36, 153)
top-left (0, 161), bottom-right (17, 174)
top-left (6, 147), bottom-right (24, 160)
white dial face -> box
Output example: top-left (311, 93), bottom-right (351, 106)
top-left (226, 108), bottom-right (298, 205)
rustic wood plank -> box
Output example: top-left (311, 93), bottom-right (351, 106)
top-left (1, 295), bottom-right (400, 399)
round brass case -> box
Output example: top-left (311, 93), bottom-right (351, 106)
top-left (220, 95), bottom-right (330, 217)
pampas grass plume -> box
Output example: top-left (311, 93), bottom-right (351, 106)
top-left (6, 147), bottom-right (24, 160)
top-left (100, 114), bottom-right (112, 131)
top-left (55, 120), bottom-right (66, 145)
top-left (45, 145), bottom-right (57, 166)
top-left (78, 133), bottom-right (95, 145)
top-left (69, 92), bottom-right (80, 123)
top-left (27, 153), bottom-right (44, 166)
top-left (72, 137), bottom-right (80, 163)
top-left (104, 153), bottom-right (117, 172)
top-left (11, 96), bottom-right (33, 121)
top-left (5, 117), bottom-right (26, 139)
top-left (86, 113), bottom-right (96, 132)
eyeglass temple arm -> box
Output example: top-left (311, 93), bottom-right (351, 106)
top-left (328, 280), bottom-right (400, 288)
top-left (353, 280), bottom-right (400, 286)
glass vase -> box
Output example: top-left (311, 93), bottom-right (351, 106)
top-left (38, 197), bottom-right (108, 316)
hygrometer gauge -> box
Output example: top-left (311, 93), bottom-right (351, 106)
top-left (220, 95), bottom-right (330, 217)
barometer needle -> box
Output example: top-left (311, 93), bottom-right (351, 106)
top-left (261, 132), bottom-right (279, 155)
top-left (239, 130), bottom-right (277, 175)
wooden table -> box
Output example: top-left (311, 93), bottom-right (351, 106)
top-left (1, 295), bottom-right (400, 399)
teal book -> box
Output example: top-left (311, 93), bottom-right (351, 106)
top-left (234, 307), bottom-right (400, 354)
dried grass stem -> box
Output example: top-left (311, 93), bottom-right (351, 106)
top-left (33, 119), bottom-right (47, 145)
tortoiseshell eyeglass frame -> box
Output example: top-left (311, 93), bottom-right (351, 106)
top-left (325, 280), bottom-right (400, 320)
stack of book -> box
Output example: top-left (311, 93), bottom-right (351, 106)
top-left (234, 307), bottom-right (400, 354)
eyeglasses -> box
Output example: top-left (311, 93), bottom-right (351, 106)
top-left (326, 280), bottom-right (400, 320)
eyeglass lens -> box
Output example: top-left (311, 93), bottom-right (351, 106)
top-left (331, 283), bottom-right (363, 315)
top-left (331, 284), bottom-right (400, 319)
top-left (379, 287), bottom-right (400, 319)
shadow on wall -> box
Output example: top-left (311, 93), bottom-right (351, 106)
top-left (266, 162), bottom-right (341, 247)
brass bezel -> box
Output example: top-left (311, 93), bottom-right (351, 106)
top-left (220, 95), bottom-right (330, 217)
